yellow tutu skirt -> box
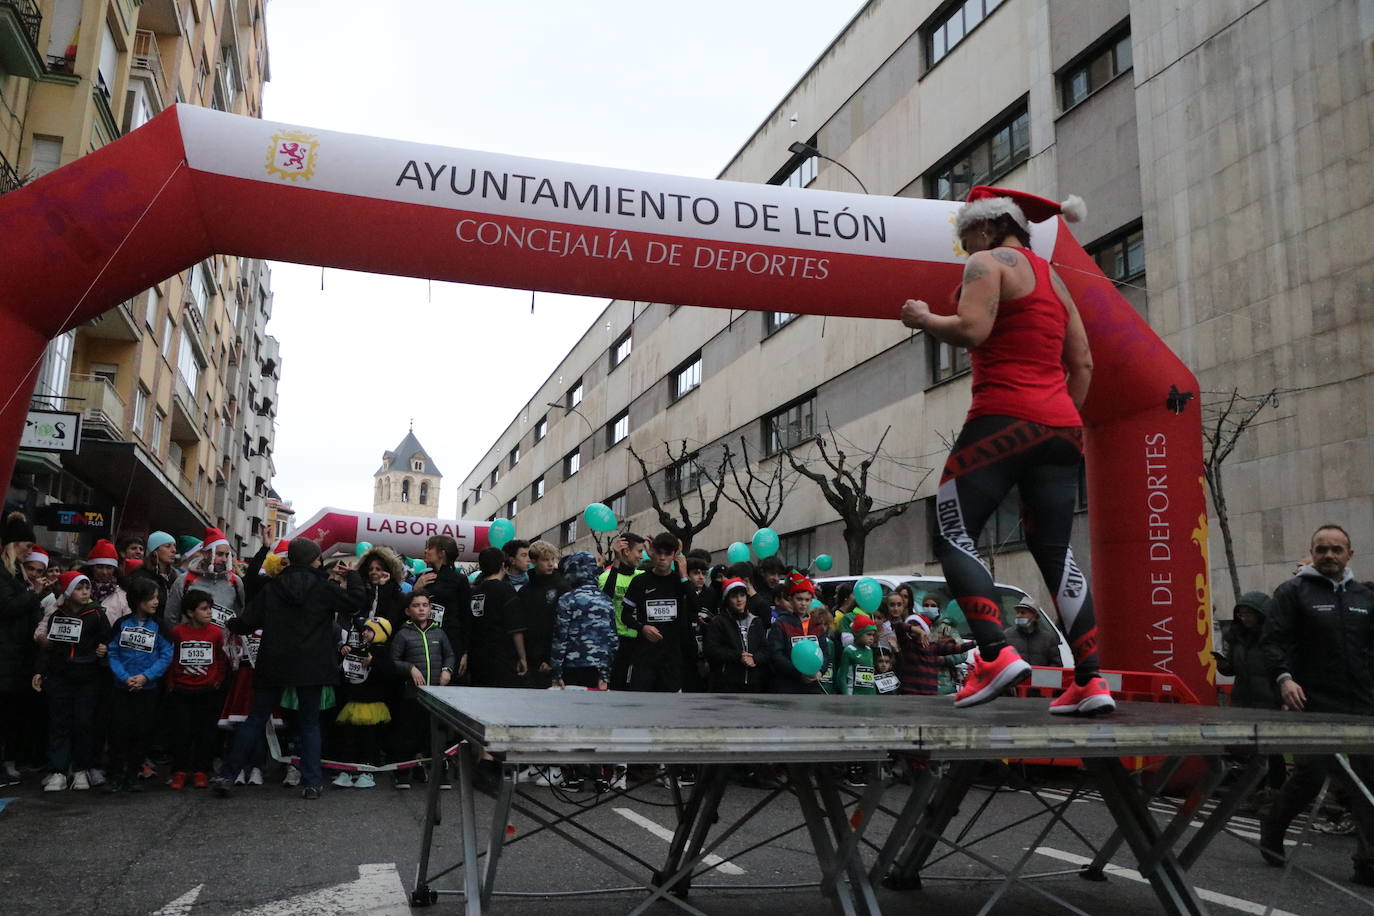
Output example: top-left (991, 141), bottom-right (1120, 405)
top-left (335, 701), bottom-right (392, 726)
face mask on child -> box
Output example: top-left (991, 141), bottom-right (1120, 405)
top-left (1015, 617), bottom-right (1033, 630)
top-left (920, 606), bottom-right (940, 620)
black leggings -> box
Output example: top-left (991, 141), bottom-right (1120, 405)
top-left (934, 415), bottom-right (1098, 680)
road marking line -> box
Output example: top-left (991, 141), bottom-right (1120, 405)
top-left (149, 885), bottom-right (202, 916)
top-left (613, 807), bottom-right (746, 875)
top-left (232, 863), bottom-right (409, 915)
top-left (1034, 847), bottom-right (1299, 916)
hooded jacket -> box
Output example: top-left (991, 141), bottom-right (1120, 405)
top-left (1262, 567), bottom-right (1374, 715)
top-left (0, 563), bottom-right (43, 692)
top-left (357, 546), bottom-right (407, 627)
top-left (227, 563), bottom-right (364, 688)
top-left (766, 608), bottom-right (832, 694)
top-left (551, 552), bottom-right (618, 683)
top-left (391, 619), bottom-right (456, 685)
top-left (1218, 591), bottom-right (1279, 709)
top-left (703, 609), bottom-right (768, 692)
top-left (514, 568), bottom-right (565, 678)
top-left (106, 613), bottom-right (174, 688)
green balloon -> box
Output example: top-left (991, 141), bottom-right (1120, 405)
top-left (853, 577), bottom-right (883, 613)
top-left (813, 554), bottom-right (833, 572)
top-left (487, 518), bottom-right (515, 549)
top-left (641, 549), bottom-right (650, 562)
top-left (726, 541), bottom-right (751, 564)
top-left (583, 502), bottom-right (618, 533)
top-left (791, 639), bottom-right (824, 676)
top-left (354, 542), bottom-right (372, 557)
top-left (751, 528), bottom-right (779, 559)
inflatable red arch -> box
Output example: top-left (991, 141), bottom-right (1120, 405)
top-left (0, 105), bottom-right (1214, 698)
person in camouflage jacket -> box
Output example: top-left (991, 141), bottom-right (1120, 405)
top-left (550, 552), bottom-right (617, 689)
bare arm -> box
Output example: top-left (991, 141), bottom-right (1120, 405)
top-left (1048, 268), bottom-right (1093, 408)
top-left (900, 251), bottom-right (1001, 348)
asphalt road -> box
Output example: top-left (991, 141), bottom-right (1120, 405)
top-left (0, 762), bottom-right (1366, 915)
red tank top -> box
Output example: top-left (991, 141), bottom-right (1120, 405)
top-left (967, 249), bottom-right (1081, 428)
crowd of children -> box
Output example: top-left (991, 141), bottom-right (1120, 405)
top-left (0, 510), bottom-right (987, 798)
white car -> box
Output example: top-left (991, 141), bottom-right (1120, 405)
top-left (812, 574), bottom-right (1073, 667)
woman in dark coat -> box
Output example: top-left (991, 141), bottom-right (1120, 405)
top-left (0, 513), bottom-right (44, 776)
top-left (1216, 591), bottom-right (1285, 794)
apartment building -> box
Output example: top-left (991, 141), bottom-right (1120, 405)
top-left (2, 0), bottom-right (283, 558)
top-left (458, 0), bottom-right (1374, 612)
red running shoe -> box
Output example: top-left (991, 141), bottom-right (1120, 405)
top-left (953, 647), bottom-right (1031, 708)
top-left (1049, 676), bottom-right (1117, 716)
top-left (169, 771), bottom-right (188, 790)
top-left (192, 772), bottom-right (210, 789)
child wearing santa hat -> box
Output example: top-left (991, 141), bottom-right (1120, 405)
top-left (84, 538), bottom-right (129, 625)
top-left (33, 571), bottom-right (111, 792)
top-left (165, 528), bottom-right (244, 630)
top-left (895, 611), bottom-right (976, 697)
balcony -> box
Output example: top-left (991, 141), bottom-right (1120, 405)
top-left (0, 0), bottom-right (44, 81)
top-left (129, 30), bottom-right (167, 113)
top-left (81, 299), bottom-right (141, 341)
top-left (91, 73), bottom-right (121, 144)
top-left (0, 148), bottom-right (21, 195)
top-left (68, 374), bottom-right (127, 440)
top-left (171, 376), bottom-right (201, 442)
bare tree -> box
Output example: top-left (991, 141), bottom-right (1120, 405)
top-left (1201, 387), bottom-right (1278, 603)
top-left (628, 440), bottom-right (732, 553)
top-left (720, 435), bottom-right (800, 530)
top-left (784, 423), bottom-right (931, 575)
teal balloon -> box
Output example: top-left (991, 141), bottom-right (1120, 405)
top-left (853, 577), bottom-right (883, 614)
top-left (751, 527), bottom-right (779, 559)
top-left (791, 639), bottom-right (824, 677)
top-left (810, 598), bottom-right (826, 611)
top-left (583, 502), bottom-right (618, 533)
top-left (410, 558), bottom-right (427, 575)
top-left (726, 541), bottom-right (751, 564)
top-left (487, 518), bottom-right (515, 549)
top-left (813, 554), bottom-right (833, 572)
top-left (641, 549), bottom-right (650, 562)
top-left (942, 599), bottom-right (970, 636)
top-left (354, 542), bottom-right (372, 557)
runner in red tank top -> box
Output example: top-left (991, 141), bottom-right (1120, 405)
top-left (900, 185), bottom-right (1113, 716)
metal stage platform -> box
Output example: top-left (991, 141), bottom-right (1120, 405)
top-left (409, 687), bottom-right (1374, 915)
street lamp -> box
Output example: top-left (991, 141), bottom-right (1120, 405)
top-left (546, 401), bottom-right (595, 437)
top-left (786, 141), bottom-right (870, 195)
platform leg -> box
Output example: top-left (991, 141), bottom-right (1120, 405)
top-left (870, 762), bottom-right (940, 889)
top-left (456, 742), bottom-right (485, 916)
top-left (816, 762), bottom-right (884, 916)
top-left (479, 763), bottom-right (516, 910)
top-left (1178, 754), bottom-right (1267, 869)
top-left (1086, 758), bottom-right (1209, 916)
top-left (1082, 755), bottom-right (1186, 880)
top-left (886, 760), bottom-right (980, 889)
top-left (410, 711), bottom-right (445, 908)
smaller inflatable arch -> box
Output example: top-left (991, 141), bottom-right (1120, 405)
top-left (0, 104), bottom-right (1212, 697)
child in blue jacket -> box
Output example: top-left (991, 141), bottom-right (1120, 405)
top-left (105, 576), bottom-right (173, 793)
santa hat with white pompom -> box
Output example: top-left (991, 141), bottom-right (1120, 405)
top-left (955, 184), bottom-right (1086, 236)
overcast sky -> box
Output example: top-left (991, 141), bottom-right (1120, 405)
top-left (263, 0), bottom-right (865, 522)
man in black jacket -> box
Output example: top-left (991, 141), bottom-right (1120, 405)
top-left (417, 535), bottom-right (472, 681)
top-left (620, 533), bottom-right (699, 692)
top-left (1259, 524), bottom-right (1374, 885)
top-left (211, 537), bottom-right (364, 800)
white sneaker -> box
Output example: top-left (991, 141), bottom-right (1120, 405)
top-left (332, 772), bottom-right (355, 788)
top-left (86, 768), bottom-right (106, 787)
top-left (611, 766), bottom-right (628, 791)
top-left (533, 767), bottom-right (564, 787)
top-left (71, 771), bottom-right (90, 791)
top-left (282, 765), bottom-right (301, 787)
top-left (515, 766), bottom-right (539, 783)
top-left (4, 761), bottom-right (21, 779)
top-left (354, 773), bottom-right (376, 789)
top-left (233, 770), bottom-right (246, 786)
top-left (247, 767), bottom-right (264, 786)
top-left (43, 772), bottom-right (67, 792)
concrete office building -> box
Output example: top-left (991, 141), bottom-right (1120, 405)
top-left (455, 0), bottom-right (1372, 613)
top-left (2, 0), bottom-right (285, 558)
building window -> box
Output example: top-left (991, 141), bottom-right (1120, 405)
top-left (780, 155), bottom-right (817, 189)
top-left (531, 476), bottom-right (545, 502)
top-left (188, 263), bottom-right (211, 316)
top-left (610, 330), bottom-right (633, 370)
top-left (665, 455), bottom-right (702, 499)
top-left (765, 395), bottom-right (816, 455)
top-left (151, 410), bottom-right (164, 455)
top-left (779, 529), bottom-right (815, 572)
top-left (177, 335), bottom-right (203, 398)
top-left (1061, 26), bottom-right (1132, 111)
top-left (132, 386), bottom-right (149, 437)
top-left (506, 497), bottom-right (518, 518)
top-left (928, 336), bottom-right (972, 385)
top-left (926, 0), bottom-right (1006, 68)
top-left (567, 378), bottom-right (583, 409)
top-left (607, 410), bottom-right (630, 447)
top-left (509, 445), bottom-right (520, 469)
top-left (765, 312), bottom-right (798, 335)
top-left (401, 478), bottom-right (411, 503)
top-left (419, 481), bottom-right (429, 505)
top-left (161, 315), bottom-right (174, 359)
top-left (560, 518), bottom-right (578, 546)
top-left (144, 286), bottom-right (160, 328)
top-left (490, 466), bottom-right (500, 487)
top-left (927, 103), bottom-right (1030, 202)
top-left (564, 448), bottom-right (581, 478)
top-left (1088, 222), bottom-right (1146, 287)
top-left (608, 491), bottom-right (627, 519)
top-left (413, 458), bottom-right (424, 472)
top-left (671, 354), bottom-right (702, 401)
top-left (462, 497), bottom-right (469, 516)
top-left (535, 415), bottom-right (547, 441)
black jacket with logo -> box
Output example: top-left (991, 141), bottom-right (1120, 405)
top-left (620, 570), bottom-right (699, 674)
top-left (1261, 566), bottom-right (1374, 715)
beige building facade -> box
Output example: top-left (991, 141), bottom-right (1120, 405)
top-left (454, 0), bottom-right (1368, 615)
top-left (2, 0), bottom-right (283, 559)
